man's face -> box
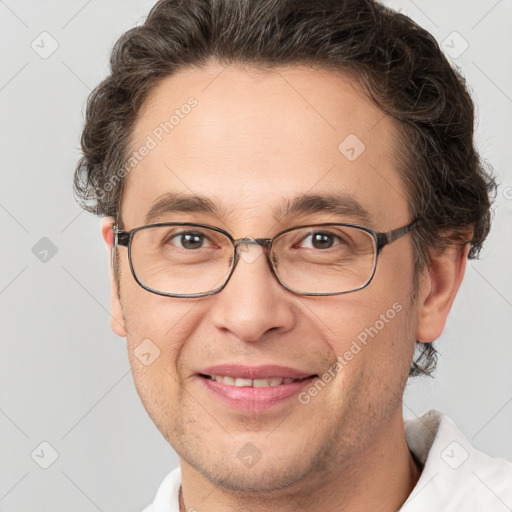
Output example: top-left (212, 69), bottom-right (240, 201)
top-left (112, 63), bottom-right (421, 491)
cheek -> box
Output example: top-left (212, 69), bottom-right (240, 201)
top-left (120, 267), bottom-right (196, 342)
top-left (314, 288), bottom-right (415, 383)
top-left (326, 301), bottom-right (415, 421)
top-left (119, 287), bottom-right (197, 431)
top-left (119, 281), bottom-right (192, 381)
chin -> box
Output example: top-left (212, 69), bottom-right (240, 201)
top-left (179, 443), bottom-right (315, 493)
top-left (202, 463), bottom-right (308, 493)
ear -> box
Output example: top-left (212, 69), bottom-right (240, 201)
top-left (101, 217), bottom-right (127, 337)
top-left (416, 241), bottom-right (470, 343)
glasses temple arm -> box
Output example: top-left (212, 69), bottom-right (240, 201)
top-left (113, 225), bottom-right (130, 247)
top-left (375, 220), bottom-right (418, 252)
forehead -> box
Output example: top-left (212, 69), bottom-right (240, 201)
top-left (122, 62), bottom-right (410, 230)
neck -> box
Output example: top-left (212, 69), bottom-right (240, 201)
top-left (178, 412), bottom-right (421, 512)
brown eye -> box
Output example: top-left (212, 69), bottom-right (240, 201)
top-left (166, 231), bottom-right (211, 250)
top-left (299, 231), bottom-right (343, 250)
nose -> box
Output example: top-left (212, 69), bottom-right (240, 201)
top-left (209, 242), bottom-right (296, 343)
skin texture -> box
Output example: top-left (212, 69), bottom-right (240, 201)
top-left (101, 62), bottom-right (469, 512)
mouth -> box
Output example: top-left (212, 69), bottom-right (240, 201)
top-left (200, 374), bottom-right (315, 387)
top-left (196, 365), bottom-right (319, 412)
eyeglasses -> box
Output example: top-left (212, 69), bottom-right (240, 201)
top-left (113, 220), bottom-right (417, 298)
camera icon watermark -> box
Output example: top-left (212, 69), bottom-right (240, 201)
top-left (441, 31), bottom-right (469, 60)
top-left (237, 442), bottom-right (262, 468)
top-left (236, 241), bottom-right (264, 264)
top-left (31, 31), bottom-right (59, 59)
top-left (134, 338), bottom-right (161, 366)
top-left (502, 186), bottom-right (512, 201)
top-left (31, 441), bottom-right (59, 469)
top-left (441, 440), bottom-right (469, 469)
top-left (32, 237), bottom-right (58, 263)
top-left (338, 134), bottom-right (366, 162)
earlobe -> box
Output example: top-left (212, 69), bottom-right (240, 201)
top-left (416, 242), bottom-right (470, 343)
top-left (101, 217), bottom-right (127, 338)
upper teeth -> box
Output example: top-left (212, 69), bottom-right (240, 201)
top-left (210, 376), bottom-right (297, 387)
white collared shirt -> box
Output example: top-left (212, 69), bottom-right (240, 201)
top-left (142, 410), bottom-right (512, 512)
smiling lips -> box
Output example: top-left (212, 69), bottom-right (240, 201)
top-left (198, 364), bottom-right (318, 411)
top-left (208, 375), bottom-right (301, 387)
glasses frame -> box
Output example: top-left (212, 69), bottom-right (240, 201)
top-left (113, 219), bottom-right (418, 298)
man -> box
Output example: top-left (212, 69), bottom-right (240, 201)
top-left (74, 0), bottom-right (512, 510)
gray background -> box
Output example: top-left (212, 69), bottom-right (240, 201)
top-left (1, 0), bottom-right (511, 510)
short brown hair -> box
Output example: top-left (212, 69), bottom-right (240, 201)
top-left (74, 0), bottom-right (496, 376)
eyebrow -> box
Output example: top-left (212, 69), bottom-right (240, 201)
top-left (144, 193), bottom-right (223, 224)
top-left (143, 191), bottom-right (371, 226)
top-left (274, 192), bottom-right (371, 225)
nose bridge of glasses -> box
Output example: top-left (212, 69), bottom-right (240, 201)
top-left (232, 237), bottom-right (274, 267)
top-left (234, 237), bottom-right (272, 249)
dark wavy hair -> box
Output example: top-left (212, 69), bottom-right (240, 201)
top-left (74, 0), bottom-right (496, 377)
